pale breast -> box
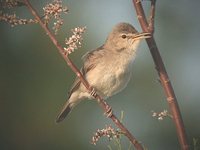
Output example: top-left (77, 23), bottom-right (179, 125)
top-left (86, 55), bottom-right (133, 98)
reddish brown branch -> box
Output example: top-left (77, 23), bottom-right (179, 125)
top-left (132, 0), bottom-right (189, 150)
top-left (23, 0), bottom-right (144, 149)
top-left (148, 0), bottom-right (156, 33)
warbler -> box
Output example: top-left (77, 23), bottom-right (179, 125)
top-left (56, 22), bottom-right (151, 123)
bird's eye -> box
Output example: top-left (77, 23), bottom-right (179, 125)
top-left (121, 34), bottom-right (127, 39)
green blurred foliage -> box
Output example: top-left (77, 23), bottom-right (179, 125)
top-left (0, 0), bottom-right (200, 150)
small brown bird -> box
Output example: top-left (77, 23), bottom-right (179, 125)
top-left (56, 22), bottom-right (151, 123)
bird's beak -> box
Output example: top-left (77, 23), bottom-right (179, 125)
top-left (131, 32), bottom-right (151, 40)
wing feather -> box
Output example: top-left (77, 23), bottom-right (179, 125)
top-left (68, 46), bottom-right (105, 97)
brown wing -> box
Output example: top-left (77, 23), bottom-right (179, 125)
top-left (68, 46), bottom-right (105, 97)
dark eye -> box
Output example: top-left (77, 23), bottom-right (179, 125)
top-left (121, 34), bottom-right (127, 39)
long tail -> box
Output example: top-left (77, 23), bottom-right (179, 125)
top-left (55, 101), bottom-right (73, 123)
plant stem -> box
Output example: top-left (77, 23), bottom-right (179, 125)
top-left (132, 0), bottom-right (189, 149)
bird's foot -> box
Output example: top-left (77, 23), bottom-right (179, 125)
top-left (89, 87), bottom-right (97, 98)
top-left (104, 103), bottom-right (113, 118)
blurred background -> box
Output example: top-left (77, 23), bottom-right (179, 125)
top-left (0, 0), bottom-right (200, 150)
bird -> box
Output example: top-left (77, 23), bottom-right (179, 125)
top-left (56, 22), bottom-right (151, 123)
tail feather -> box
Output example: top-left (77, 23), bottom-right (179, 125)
top-left (55, 101), bottom-right (72, 123)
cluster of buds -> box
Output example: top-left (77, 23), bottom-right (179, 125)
top-left (0, 0), bottom-right (24, 8)
top-left (64, 27), bottom-right (86, 54)
top-left (152, 110), bottom-right (172, 120)
top-left (0, 0), bottom-right (37, 27)
top-left (43, 0), bottom-right (68, 20)
top-left (52, 19), bottom-right (63, 34)
top-left (0, 12), bottom-right (37, 27)
top-left (43, 0), bottom-right (68, 34)
top-left (91, 125), bottom-right (121, 145)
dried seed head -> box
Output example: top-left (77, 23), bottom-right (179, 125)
top-left (64, 26), bottom-right (86, 54)
top-left (0, 0), bottom-right (25, 8)
top-left (52, 18), bottom-right (63, 34)
top-left (91, 125), bottom-right (121, 145)
top-left (43, 0), bottom-right (68, 34)
top-left (151, 110), bottom-right (172, 121)
top-left (0, 12), bottom-right (37, 27)
top-left (43, 0), bottom-right (68, 18)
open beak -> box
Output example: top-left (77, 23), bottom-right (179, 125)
top-left (132, 32), bottom-right (151, 40)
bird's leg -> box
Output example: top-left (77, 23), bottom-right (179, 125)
top-left (89, 86), bottom-right (113, 117)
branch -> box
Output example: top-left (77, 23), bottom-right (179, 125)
top-left (22, 0), bottom-right (144, 149)
top-left (132, 0), bottom-right (189, 150)
top-left (148, 0), bottom-right (156, 33)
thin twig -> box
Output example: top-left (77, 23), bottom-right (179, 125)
top-left (22, 0), bottom-right (144, 149)
top-left (148, 0), bottom-right (156, 33)
top-left (132, 0), bottom-right (189, 150)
